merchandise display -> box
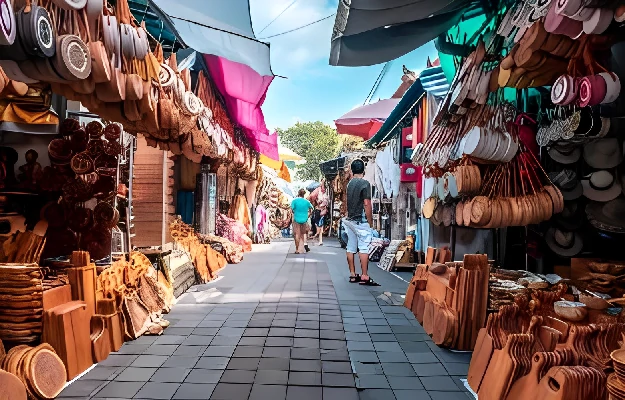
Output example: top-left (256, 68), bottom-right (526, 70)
top-left (404, 253), bottom-right (489, 350)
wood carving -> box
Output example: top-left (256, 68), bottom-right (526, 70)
top-left (0, 264), bottom-right (44, 344)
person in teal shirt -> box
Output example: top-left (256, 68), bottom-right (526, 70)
top-left (291, 189), bottom-right (313, 254)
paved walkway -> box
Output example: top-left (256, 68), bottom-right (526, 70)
top-left (59, 240), bottom-right (472, 400)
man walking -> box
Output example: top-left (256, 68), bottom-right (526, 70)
top-left (291, 189), bottom-right (313, 254)
top-left (343, 159), bottom-right (378, 286)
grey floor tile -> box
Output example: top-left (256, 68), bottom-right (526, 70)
top-left (233, 346), bottom-right (264, 358)
top-left (193, 328), bottom-right (219, 336)
top-left (395, 333), bottom-right (429, 342)
top-left (220, 369), bottom-right (256, 383)
top-left (194, 357), bottom-right (230, 370)
top-left (249, 384), bottom-right (287, 400)
top-left (289, 359), bottom-right (322, 372)
top-left (400, 341), bottom-right (433, 353)
top-left (173, 383), bottom-right (216, 399)
top-left (174, 345), bottom-right (206, 357)
top-left (370, 334), bottom-right (397, 342)
top-left (99, 354), bottom-right (138, 367)
top-left (349, 351), bottom-right (379, 363)
top-left (162, 356), bottom-right (199, 369)
top-left (227, 357), bottom-right (260, 370)
top-left (286, 385), bottom-right (322, 400)
top-left (288, 371), bottom-right (321, 385)
top-left (144, 345), bottom-right (179, 356)
top-left (269, 327), bottom-right (296, 337)
top-left (262, 346), bottom-right (291, 358)
top-left (356, 374), bottom-right (390, 389)
top-left (265, 337), bottom-right (294, 347)
top-left (210, 336), bottom-right (240, 346)
top-left (344, 324), bottom-right (368, 333)
top-left (293, 337), bottom-right (320, 348)
top-left (272, 319), bottom-right (297, 328)
top-left (154, 335), bottom-right (187, 346)
top-left (381, 363), bottom-right (416, 376)
top-left (323, 387), bottom-right (359, 400)
top-left (377, 352), bottom-right (409, 363)
top-left (59, 380), bottom-right (106, 398)
top-left (258, 357), bottom-right (290, 371)
top-left (81, 366), bottom-right (122, 381)
top-left (150, 368), bottom-right (191, 383)
top-left (428, 391), bottom-right (471, 400)
top-left (244, 328), bottom-right (269, 337)
top-left (210, 383), bottom-right (252, 400)
top-left (444, 363), bottom-right (470, 376)
top-left (184, 369), bottom-right (223, 384)
top-left (320, 339), bottom-right (347, 350)
top-left (345, 332), bottom-right (371, 341)
top-left (435, 351), bottom-right (472, 364)
top-left (321, 349), bottom-right (350, 361)
top-left (114, 367), bottom-right (156, 382)
top-left (164, 327), bottom-right (195, 336)
top-left (291, 347), bottom-right (321, 360)
top-left (115, 344), bottom-right (150, 355)
top-left (135, 382), bottom-right (180, 399)
top-left (131, 355), bottom-right (169, 368)
top-left (368, 325), bottom-right (394, 334)
top-left (412, 363), bottom-right (449, 377)
top-left (296, 320), bottom-right (320, 329)
top-left (254, 369), bottom-right (288, 385)
top-left (322, 361), bottom-right (352, 374)
top-left (183, 336), bottom-right (214, 346)
top-left (352, 361), bottom-right (384, 375)
top-left (320, 330), bottom-right (346, 340)
top-left (387, 376), bottom-right (425, 390)
top-left (238, 336), bottom-right (267, 346)
top-left (202, 346), bottom-right (235, 357)
top-left (406, 352), bottom-right (441, 364)
top-left (93, 381), bottom-right (144, 398)
top-left (322, 373), bottom-right (355, 387)
top-left (420, 376), bottom-right (462, 391)
top-left (359, 389), bottom-right (397, 400)
top-left (394, 389), bottom-right (431, 400)
top-left (347, 341), bottom-right (374, 351)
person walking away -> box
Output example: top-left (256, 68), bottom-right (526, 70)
top-left (291, 189), bottom-right (313, 254)
top-left (311, 184), bottom-right (329, 246)
top-left (343, 159), bottom-right (378, 285)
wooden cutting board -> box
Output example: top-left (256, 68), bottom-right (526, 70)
top-left (468, 328), bottom-right (494, 392)
top-left (43, 285), bottom-right (72, 311)
top-left (43, 301), bottom-right (92, 380)
top-left (90, 316), bottom-right (111, 363)
top-left (0, 370), bottom-right (27, 400)
top-left (67, 266), bottom-right (97, 318)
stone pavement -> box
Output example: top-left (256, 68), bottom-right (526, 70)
top-left (59, 240), bottom-right (473, 399)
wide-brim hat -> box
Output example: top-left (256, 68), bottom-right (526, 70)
top-left (583, 138), bottom-right (624, 169)
top-left (546, 227), bottom-right (584, 257)
top-left (549, 170), bottom-right (583, 200)
top-left (554, 201), bottom-right (585, 230)
top-left (549, 146), bottom-right (581, 164)
top-left (581, 170), bottom-right (622, 202)
top-left (586, 198), bottom-right (625, 233)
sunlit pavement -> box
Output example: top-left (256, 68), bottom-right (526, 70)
top-left (59, 239), bottom-right (472, 400)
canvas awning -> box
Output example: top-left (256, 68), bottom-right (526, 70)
top-left (330, 0), bottom-right (479, 67)
top-left (334, 98), bottom-right (400, 140)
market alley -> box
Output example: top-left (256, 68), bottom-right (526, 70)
top-left (58, 240), bottom-right (472, 400)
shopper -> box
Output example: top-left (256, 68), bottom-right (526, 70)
top-left (310, 183), bottom-right (329, 246)
top-left (291, 189), bottom-right (313, 254)
top-left (343, 159), bottom-right (378, 285)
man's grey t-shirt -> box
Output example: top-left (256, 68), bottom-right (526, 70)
top-left (346, 178), bottom-right (371, 221)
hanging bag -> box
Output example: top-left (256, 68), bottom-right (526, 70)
top-left (16, 0), bottom-right (56, 58)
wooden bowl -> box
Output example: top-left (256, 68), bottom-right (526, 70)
top-left (554, 300), bottom-right (587, 322)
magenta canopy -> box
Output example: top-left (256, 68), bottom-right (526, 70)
top-left (334, 98), bottom-right (400, 140)
top-left (204, 55), bottom-right (274, 150)
top-left (255, 131), bottom-right (280, 161)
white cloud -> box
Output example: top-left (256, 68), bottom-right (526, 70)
top-left (250, 0), bottom-right (337, 75)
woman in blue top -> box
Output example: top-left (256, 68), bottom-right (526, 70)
top-left (291, 189), bottom-right (313, 254)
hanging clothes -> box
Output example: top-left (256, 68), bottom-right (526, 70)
top-left (228, 194), bottom-right (252, 232)
top-left (254, 205), bottom-right (268, 243)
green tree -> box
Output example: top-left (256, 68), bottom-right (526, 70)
top-left (277, 121), bottom-right (341, 181)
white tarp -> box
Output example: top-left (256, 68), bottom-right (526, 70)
top-left (151, 0), bottom-right (273, 76)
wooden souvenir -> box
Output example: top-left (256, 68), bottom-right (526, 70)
top-left (42, 285), bottom-right (72, 311)
top-left (43, 301), bottom-right (92, 380)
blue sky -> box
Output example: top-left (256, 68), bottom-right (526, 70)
top-left (249, 0), bottom-right (438, 132)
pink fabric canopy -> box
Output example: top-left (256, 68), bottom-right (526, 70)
top-left (334, 98), bottom-right (400, 140)
top-left (255, 130), bottom-right (280, 160)
top-left (205, 54), bottom-right (274, 143)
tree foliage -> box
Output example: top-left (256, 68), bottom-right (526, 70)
top-left (339, 135), bottom-right (364, 153)
top-left (277, 121), bottom-right (341, 181)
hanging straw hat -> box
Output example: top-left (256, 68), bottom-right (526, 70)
top-left (586, 198), bottom-right (625, 233)
top-left (545, 227), bottom-right (583, 257)
top-left (583, 138), bottom-right (623, 169)
top-left (549, 145), bottom-right (581, 164)
top-left (548, 169), bottom-right (582, 200)
top-left (581, 170), bottom-right (622, 202)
